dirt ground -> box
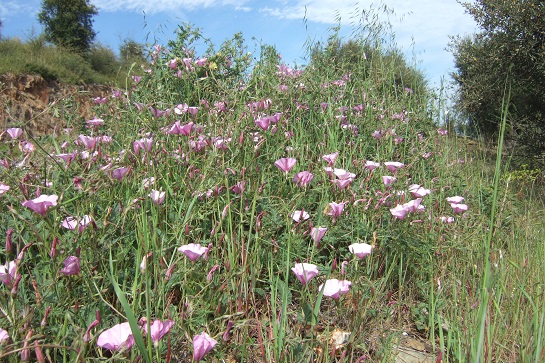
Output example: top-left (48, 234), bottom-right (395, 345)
top-left (1, 73), bottom-right (112, 137)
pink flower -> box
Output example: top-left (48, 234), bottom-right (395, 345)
top-left (60, 256), bottom-right (80, 276)
top-left (372, 130), bottom-right (383, 139)
top-left (111, 167), bottom-right (131, 181)
top-left (0, 328), bottom-right (9, 343)
top-left (0, 260), bottom-right (17, 288)
top-left (133, 137), bottom-right (153, 155)
top-left (61, 215), bottom-right (93, 232)
top-left (193, 332), bottom-right (218, 361)
top-left (403, 198), bottom-right (423, 213)
top-left (384, 161), bottom-right (404, 172)
top-left (438, 128), bottom-right (448, 136)
top-left (86, 117), bottom-right (104, 126)
top-left (441, 216), bottom-right (455, 223)
top-left (319, 279), bottom-right (351, 300)
top-left (322, 152), bottom-right (339, 166)
top-left (331, 178), bottom-right (353, 190)
top-left (167, 121), bottom-right (194, 135)
top-left (22, 194), bottom-right (58, 216)
top-left (349, 243), bottom-right (373, 259)
top-left (390, 204), bottom-right (409, 220)
top-left (293, 171), bottom-right (313, 187)
top-left (450, 203), bottom-right (468, 214)
top-left (408, 184), bottom-right (431, 198)
top-left (274, 157), bottom-right (297, 173)
top-left (334, 169), bottom-right (356, 180)
top-left (97, 322), bottom-right (135, 351)
top-left (364, 161), bottom-right (380, 170)
top-left (6, 128), bottom-right (23, 139)
top-left (148, 189), bottom-right (166, 205)
top-left (291, 263), bottom-right (319, 286)
top-left (310, 227), bottom-right (327, 245)
top-left (143, 319), bottom-right (174, 344)
top-left (325, 202), bottom-right (345, 222)
top-left (178, 243), bottom-right (209, 261)
top-left (22, 141), bottom-right (35, 153)
top-left (255, 116), bottom-right (271, 130)
top-left (382, 175), bottom-right (397, 186)
top-left (78, 135), bottom-right (98, 150)
top-left (0, 183), bottom-right (9, 195)
top-left (290, 210), bottom-right (310, 223)
top-left (446, 196), bottom-right (464, 204)
top-left (56, 152), bottom-right (77, 165)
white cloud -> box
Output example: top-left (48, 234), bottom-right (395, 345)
top-left (0, 1), bottom-right (36, 18)
top-left (91, 0), bottom-right (249, 14)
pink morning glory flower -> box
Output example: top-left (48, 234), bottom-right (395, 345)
top-left (310, 227), bottom-right (327, 245)
top-left (60, 256), bottom-right (81, 276)
top-left (22, 194), bottom-right (58, 216)
top-left (97, 322), bottom-right (135, 351)
top-left (255, 116), bottom-right (271, 130)
top-left (167, 121), bottom-right (194, 135)
top-left (178, 243), bottom-right (209, 262)
top-left (291, 210), bottom-right (310, 223)
top-left (408, 184), bottom-right (431, 198)
top-left (0, 183), bottom-right (9, 195)
top-left (86, 117), bottom-right (104, 126)
top-left (0, 328), bottom-right (8, 343)
top-left (78, 135), bottom-right (98, 150)
top-left (319, 279), bottom-right (351, 300)
top-left (149, 189), bottom-right (166, 205)
top-left (293, 171), bottom-right (313, 187)
top-left (291, 263), bottom-right (319, 286)
top-left (446, 196), bottom-right (465, 204)
top-left (450, 203), bottom-right (468, 214)
top-left (61, 215), bottom-right (94, 233)
top-left (6, 128), bottom-right (23, 140)
top-left (403, 198), bottom-right (423, 213)
top-left (384, 161), bottom-right (404, 172)
top-left (22, 141), bottom-right (35, 153)
top-left (111, 167), bottom-right (131, 181)
top-left (0, 260), bottom-right (17, 289)
top-left (133, 137), bottom-right (153, 155)
top-left (333, 169), bottom-right (355, 180)
top-left (441, 216), bottom-right (455, 223)
top-left (382, 175), bottom-right (397, 186)
top-left (56, 152), bottom-right (77, 165)
top-left (331, 178), bottom-right (353, 190)
top-left (349, 243), bottom-right (373, 259)
top-left (322, 152), bottom-right (339, 166)
top-left (275, 157), bottom-right (297, 173)
top-left (325, 202), bottom-right (345, 222)
top-left (193, 332), bottom-right (218, 362)
top-left (143, 319), bottom-right (174, 345)
top-left (364, 161), bottom-right (381, 170)
top-left (390, 204), bottom-right (409, 220)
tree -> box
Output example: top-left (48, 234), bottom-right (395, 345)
top-left (119, 39), bottom-right (146, 63)
top-left (450, 0), bottom-right (545, 162)
top-left (38, 0), bottom-right (98, 53)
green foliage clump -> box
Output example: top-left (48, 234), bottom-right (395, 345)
top-left (450, 0), bottom-right (545, 164)
top-left (0, 36), bottom-right (146, 85)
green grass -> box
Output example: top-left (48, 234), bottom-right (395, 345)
top-left (0, 37), bottom-right (142, 85)
top-left (0, 21), bottom-right (544, 363)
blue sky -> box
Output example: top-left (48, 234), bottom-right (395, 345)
top-left (1, 0), bottom-right (478, 88)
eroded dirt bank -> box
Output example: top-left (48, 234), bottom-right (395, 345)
top-left (1, 73), bottom-right (112, 136)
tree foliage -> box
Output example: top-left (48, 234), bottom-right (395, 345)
top-left (451, 0), bottom-right (545, 162)
top-left (38, 0), bottom-right (98, 53)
